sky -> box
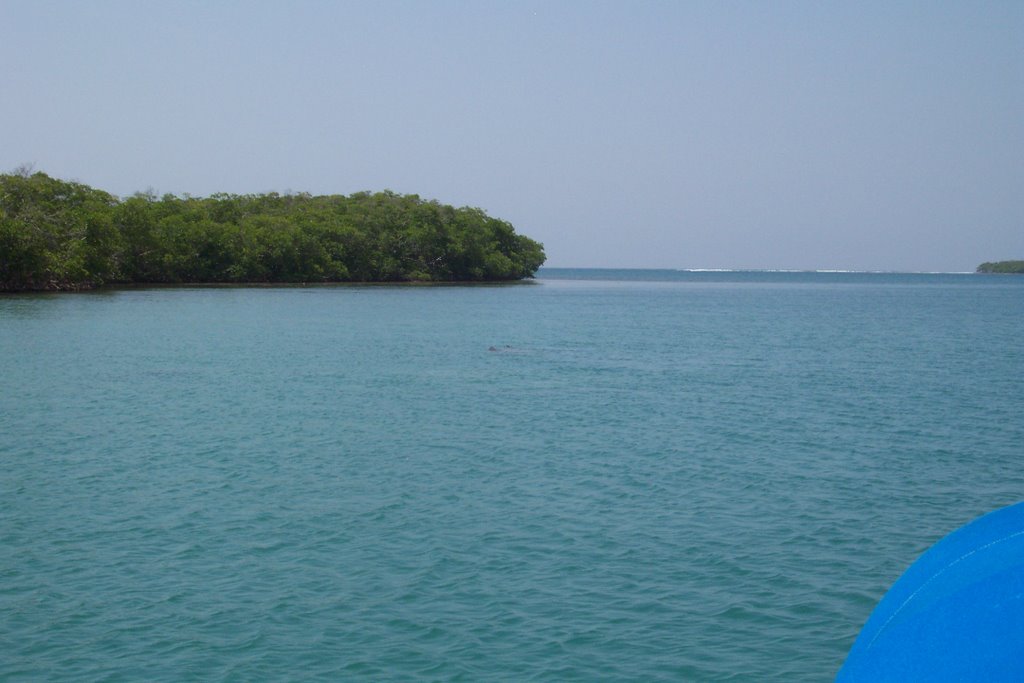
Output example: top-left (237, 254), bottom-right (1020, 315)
top-left (1, 1), bottom-right (1021, 271)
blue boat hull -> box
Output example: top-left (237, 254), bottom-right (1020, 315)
top-left (837, 501), bottom-right (1024, 680)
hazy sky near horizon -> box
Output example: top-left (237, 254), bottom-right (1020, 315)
top-left (2, 1), bottom-right (1021, 271)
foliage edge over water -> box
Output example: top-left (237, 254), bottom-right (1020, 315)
top-left (0, 170), bottom-right (545, 291)
top-left (977, 260), bottom-right (1024, 274)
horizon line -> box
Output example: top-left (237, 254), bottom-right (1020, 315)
top-left (538, 266), bottom-right (979, 275)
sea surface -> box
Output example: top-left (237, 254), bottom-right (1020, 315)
top-left (2, 269), bottom-right (1022, 681)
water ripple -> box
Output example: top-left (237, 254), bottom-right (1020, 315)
top-left (1, 278), bottom-right (1022, 680)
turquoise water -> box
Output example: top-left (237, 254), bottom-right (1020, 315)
top-left (2, 271), bottom-right (1022, 681)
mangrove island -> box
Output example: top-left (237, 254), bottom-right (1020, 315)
top-left (977, 261), bottom-right (1024, 274)
top-left (0, 170), bottom-right (546, 292)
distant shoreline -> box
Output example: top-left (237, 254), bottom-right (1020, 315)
top-left (539, 267), bottom-right (981, 275)
top-left (6, 268), bottom-right (1016, 295)
top-left (0, 278), bottom-right (541, 295)
top-left (976, 261), bottom-right (1024, 274)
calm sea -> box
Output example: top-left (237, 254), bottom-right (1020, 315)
top-left (2, 269), bottom-right (1022, 681)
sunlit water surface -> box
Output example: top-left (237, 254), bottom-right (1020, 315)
top-left (2, 270), bottom-right (1022, 680)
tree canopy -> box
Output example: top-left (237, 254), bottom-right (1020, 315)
top-left (0, 170), bottom-right (545, 291)
top-left (977, 261), bottom-right (1024, 274)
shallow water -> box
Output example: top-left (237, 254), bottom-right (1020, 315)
top-left (2, 271), bottom-right (1022, 680)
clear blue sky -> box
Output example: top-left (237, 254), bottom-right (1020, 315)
top-left (2, 0), bottom-right (1021, 271)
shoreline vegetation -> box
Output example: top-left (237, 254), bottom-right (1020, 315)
top-left (976, 261), bottom-right (1024, 274)
top-left (0, 170), bottom-right (545, 292)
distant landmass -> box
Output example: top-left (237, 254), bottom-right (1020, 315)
top-left (977, 261), bottom-right (1024, 274)
top-left (0, 170), bottom-right (545, 292)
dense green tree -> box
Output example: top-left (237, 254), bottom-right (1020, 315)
top-left (977, 261), bottom-right (1024, 274)
top-left (0, 171), bottom-right (544, 291)
top-left (0, 169), bottom-right (119, 289)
